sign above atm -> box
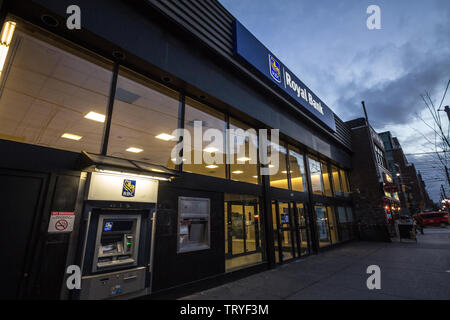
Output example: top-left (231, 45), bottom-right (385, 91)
top-left (233, 20), bottom-right (336, 132)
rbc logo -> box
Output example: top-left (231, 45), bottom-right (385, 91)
top-left (269, 54), bottom-right (281, 83)
top-left (122, 179), bottom-right (136, 197)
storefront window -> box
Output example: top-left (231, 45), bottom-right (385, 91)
top-left (337, 206), bottom-right (354, 241)
top-left (229, 118), bottom-right (259, 184)
top-left (288, 145), bottom-right (307, 192)
top-left (321, 162), bottom-right (333, 196)
top-left (0, 26), bottom-right (112, 153)
top-left (340, 169), bottom-right (351, 194)
top-left (331, 166), bottom-right (342, 196)
top-left (183, 98), bottom-right (226, 179)
top-left (224, 194), bottom-right (264, 272)
top-left (269, 141), bottom-right (289, 189)
top-left (308, 157), bottom-right (324, 195)
top-left (107, 67), bottom-right (179, 167)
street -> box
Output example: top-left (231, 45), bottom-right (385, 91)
top-left (181, 227), bottom-right (450, 300)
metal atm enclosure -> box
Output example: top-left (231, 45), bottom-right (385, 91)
top-left (77, 171), bottom-right (158, 300)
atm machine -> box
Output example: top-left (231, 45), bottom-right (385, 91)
top-left (73, 152), bottom-right (176, 300)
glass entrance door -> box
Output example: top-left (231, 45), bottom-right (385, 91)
top-left (314, 205), bottom-right (339, 247)
top-left (315, 205), bottom-right (331, 247)
top-left (272, 201), bottom-right (296, 263)
top-left (294, 203), bottom-right (310, 256)
top-left (226, 201), bottom-right (261, 258)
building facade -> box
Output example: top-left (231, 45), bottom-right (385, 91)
top-left (379, 131), bottom-right (433, 214)
top-left (345, 118), bottom-right (399, 240)
top-left (0, 0), bottom-right (357, 300)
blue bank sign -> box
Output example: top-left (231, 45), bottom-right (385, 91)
top-left (233, 21), bottom-right (336, 132)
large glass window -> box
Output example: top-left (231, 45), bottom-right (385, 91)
top-left (340, 169), bottom-right (351, 194)
top-left (308, 157), bottom-right (324, 195)
top-left (337, 206), bottom-right (355, 242)
top-left (183, 98), bottom-right (226, 179)
top-left (107, 68), bottom-right (179, 167)
top-left (228, 118), bottom-right (259, 184)
top-left (0, 25), bottom-right (112, 153)
top-left (225, 194), bottom-right (264, 272)
top-left (269, 141), bottom-right (289, 189)
top-left (331, 165), bottom-right (343, 196)
top-left (288, 145), bottom-right (307, 192)
top-left (321, 161), bottom-right (333, 197)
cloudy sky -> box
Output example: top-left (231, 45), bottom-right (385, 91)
top-left (220, 0), bottom-right (450, 202)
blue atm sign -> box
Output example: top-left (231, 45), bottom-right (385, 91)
top-left (233, 20), bottom-right (336, 132)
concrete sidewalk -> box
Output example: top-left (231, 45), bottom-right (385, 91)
top-left (181, 227), bottom-right (450, 300)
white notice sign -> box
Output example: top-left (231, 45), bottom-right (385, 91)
top-left (47, 211), bottom-right (75, 233)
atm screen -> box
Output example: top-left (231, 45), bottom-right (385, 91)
top-left (103, 220), bottom-right (133, 232)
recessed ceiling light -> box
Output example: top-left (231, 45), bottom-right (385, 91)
top-left (253, 176), bottom-right (258, 178)
top-left (237, 157), bottom-right (251, 162)
top-left (232, 170), bottom-right (244, 174)
top-left (155, 133), bottom-right (175, 141)
top-left (84, 111), bottom-right (105, 123)
top-left (126, 147), bottom-right (143, 153)
top-left (61, 133), bottom-right (82, 141)
top-left (206, 165), bottom-right (218, 169)
top-left (204, 147), bottom-right (219, 153)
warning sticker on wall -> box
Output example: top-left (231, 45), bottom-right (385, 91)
top-left (47, 212), bottom-right (75, 233)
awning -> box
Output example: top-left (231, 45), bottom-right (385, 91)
top-left (77, 151), bottom-right (179, 180)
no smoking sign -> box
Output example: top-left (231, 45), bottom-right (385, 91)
top-left (48, 212), bottom-right (75, 233)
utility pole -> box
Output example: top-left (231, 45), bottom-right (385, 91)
top-left (441, 184), bottom-right (447, 199)
top-left (444, 106), bottom-right (450, 122)
top-left (446, 166), bottom-right (450, 187)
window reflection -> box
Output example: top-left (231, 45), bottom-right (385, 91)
top-left (269, 141), bottom-right (289, 189)
top-left (308, 157), bottom-right (323, 195)
top-left (288, 145), bottom-right (307, 192)
top-left (321, 161), bottom-right (332, 196)
top-left (108, 67), bottom-right (179, 167)
top-left (331, 165), bottom-right (343, 196)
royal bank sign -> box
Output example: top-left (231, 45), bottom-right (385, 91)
top-left (233, 21), bottom-right (336, 132)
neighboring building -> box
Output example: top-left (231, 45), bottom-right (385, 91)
top-left (379, 131), bottom-right (433, 214)
top-left (0, 0), bottom-right (356, 300)
top-left (346, 118), bottom-right (399, 241)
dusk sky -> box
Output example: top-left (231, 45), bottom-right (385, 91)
top-left (220, 0), bottom-right (450, 202)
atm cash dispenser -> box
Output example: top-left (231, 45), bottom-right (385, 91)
top-left (74, 152), bottom-right (176, 300)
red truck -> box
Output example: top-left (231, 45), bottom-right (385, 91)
top-left (416, 211), bottom-right (450, 227)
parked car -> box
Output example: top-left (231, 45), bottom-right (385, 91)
top-left (416, 211), bottom-right (450, 227)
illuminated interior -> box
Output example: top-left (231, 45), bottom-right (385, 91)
top-left (288, 145), bottom-right (307, 192)
top-left (229, 118), bottom-right (259, 184)
top-left (182, 98), bottom-right (226, 179)
top-left (308, 157), bottom-right (324, 195)
top-left (107, 67), bottom-right (179, 168)
top-left (224, 194), bottom-right (264, 272)
top-left (268, 141), bottom-right (289, 189)
top-left (0, 27), bottom-right (112, 152)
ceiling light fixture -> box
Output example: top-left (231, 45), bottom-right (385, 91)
top-left (84, 111), bottom-right (105, 123)
top-left (237, 157), bottom-right (251, 162)
top-left (0, 21), bottom-right (16, 78)
top-left (232, 170), bottom-right (243, 174)
top-left (206, 165), bottom-right (218, 169)
top-left (126, 147), bottom-right (143, 153)
top-left (61, 133), bottom-right (82, 141)
top-left (203, 147), bottom-right (219, 153)
top-left (155, 133), bottom-right (175, 141)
